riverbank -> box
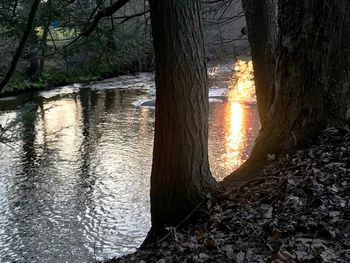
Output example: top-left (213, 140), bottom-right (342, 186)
top-left (108, 126), bottom-right (350, 262)
top-left (0, 56), bottom-right (240, 99)
top-left (0, 62), bottom-right (154, 98)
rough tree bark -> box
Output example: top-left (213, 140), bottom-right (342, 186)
top-left (241, 0), bottom-right (277, 123)
top-left (250, 0), bottom-right (350, 160)
top-left (147, 0), bottom-right (219, 238)
top-left (224, 0), bottom-right (350, 184)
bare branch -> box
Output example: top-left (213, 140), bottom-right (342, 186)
top-left (81, 0), bottom-right (131, 37)
top-left (12, 0), bottom-right (18, 20)
top-left (114, 10), bottom-right (150, 25)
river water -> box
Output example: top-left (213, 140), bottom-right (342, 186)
top-left (0, 60), bottom-right (259, 262)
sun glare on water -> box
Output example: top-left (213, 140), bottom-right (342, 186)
top-left (223, 59), bottom-right (257, 173)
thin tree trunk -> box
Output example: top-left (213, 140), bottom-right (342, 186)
top-left (0, 0), bottom-right (41, 92)
top-left (30, 21), bottom-right (50, 81)
top-left (147, 0), bottom-right (218, 238)
top-left (242, 0), bottom-right (277, 123)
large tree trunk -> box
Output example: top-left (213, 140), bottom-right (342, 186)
top-left (148, 0), bottom-right (218, 237)
top-left (242, 0), bottom-right (277, 123)
top-left (224, 0), bottom-right (350, 184)
top-left (251, 0), bottom-right (350, 160)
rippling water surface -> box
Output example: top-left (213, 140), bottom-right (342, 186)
top-left (0, 60), bottom-right (259, 262)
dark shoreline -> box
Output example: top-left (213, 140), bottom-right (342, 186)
top-left (0, 65), bottom-right (155, 99)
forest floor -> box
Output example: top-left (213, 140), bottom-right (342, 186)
top-left (107, 126), bottom-right (350, 263)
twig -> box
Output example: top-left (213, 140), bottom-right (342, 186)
top-left (227, 175), bottom-right (284, 199)
top-left (158, 200), bottom-right (206, 244)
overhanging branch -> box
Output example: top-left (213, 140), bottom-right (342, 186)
top-left (81, 0), bottom-right (131, 37)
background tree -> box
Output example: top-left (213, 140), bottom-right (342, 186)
top-left (241, 0), bottom-right (277, 123)
top-left (0, 0), bottom-right (41, 90)
top-left (0, 0), bottom-right (153, 94)
top-left (147, 0), bottom-right (219, 238)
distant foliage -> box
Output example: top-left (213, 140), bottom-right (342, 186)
top-left (0, 0), bottom-right (153, 95)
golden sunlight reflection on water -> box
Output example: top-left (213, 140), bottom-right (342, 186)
top-left (224, 101), bottom-right (245, 169)
top-left (226, 59), bottom-right (256, 168)
top-left (209, 59), bottom-right (259, 179)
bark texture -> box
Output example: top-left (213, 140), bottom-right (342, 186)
top-left (242, 0), bottom-right (277, 123)
top-left (251, 0), bottom-right (350, 160)
top-left (148, 0), bottom-right (218, 236)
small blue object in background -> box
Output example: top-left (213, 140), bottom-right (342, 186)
top-left (50, 20), bottom-right (58, 28)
